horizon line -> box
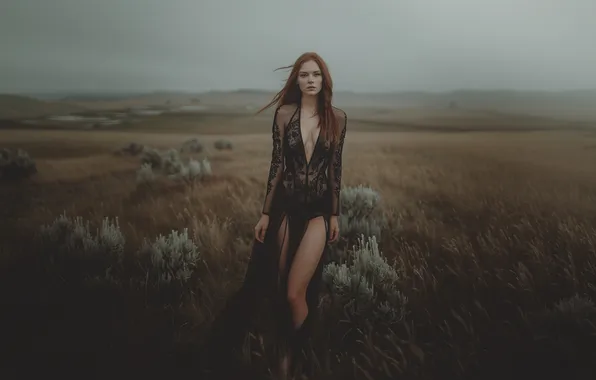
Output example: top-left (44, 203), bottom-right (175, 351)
top-left (3, 87), bottom-right (596, 96)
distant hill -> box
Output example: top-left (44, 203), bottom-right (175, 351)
top-left (58, 91), bottom-right (205, 111)
top-left (190, 89), bottom-right (596, 121)
top-left (4, 89), bottom-right (596, 122)
top-left (0, 94), bottom-right (86, 120)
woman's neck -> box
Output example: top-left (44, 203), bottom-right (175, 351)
top-left (300, 94), bottom-right (318, 115)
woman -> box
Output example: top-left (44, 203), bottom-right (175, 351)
top-left (204, 52), bottom-right (347, 379)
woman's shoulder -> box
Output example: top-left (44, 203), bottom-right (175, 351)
top-left (332, 106), bottom-right (347, 125)
top-left (277, 103), bottom-right (299, 116)
top-left (272, 104), bottom-right (298, 127)
top-left (332, 106), bottom-right (346, 117)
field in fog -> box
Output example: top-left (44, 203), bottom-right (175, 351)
top-left (1, 105), bottom-right (596, 379)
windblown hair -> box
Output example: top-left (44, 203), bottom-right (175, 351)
top-left (257, 52), bottom-right (340, 145)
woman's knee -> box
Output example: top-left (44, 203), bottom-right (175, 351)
top-left (287, 285), bottom-right (306, 306)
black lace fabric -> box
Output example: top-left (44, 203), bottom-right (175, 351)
top-left (262, 104), bottom-right (347, 216)
top-left (201, 104), bottom-right (348, 378)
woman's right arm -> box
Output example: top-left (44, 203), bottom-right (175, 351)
top-left (261, 107), bottom-right (285, 215)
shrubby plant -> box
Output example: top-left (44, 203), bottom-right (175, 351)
top-left (214, 139), bottom-right (233, 150)
top-left (339, 185), bottom-right (385, 238)
top-left (323, 234), bottom-right (408, 323)
top-left (0, 147), bottom-right (37, 180)
top-left (332, 185), bottom-right (386, 262)
top-left (136, 163), bottom-right (155, 184)
top-left (161, 149), bottom-right (185, 175)
top-left (173, 158), bottom-right (212, 181)
top-left (136, 228), bottom-right (201, 287)
top-left (37, 213), bottom-right (203, 298)
top-left (38, 213), bottom-right (125, 281)
top-left (140, 147), bottom-right (187, 174)
top-left (181, 138), bottom-right (204, 153)
top-left (140, 147), bottom-right (164, 169)
top-left (137, 147), bottom-right (212, 184)
top-left (117, 142), bottom-right (144, 156)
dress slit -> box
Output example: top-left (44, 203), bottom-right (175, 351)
top-left (201, 104), bottom-right (347, 378)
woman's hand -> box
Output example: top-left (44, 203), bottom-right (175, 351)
top-left (329, 215), bottom-right (340, 243)
top-left (254, 214), bottom-right (270, 243)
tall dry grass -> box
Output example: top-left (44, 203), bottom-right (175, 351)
top-left (1, 128), bottom-right (596, 379)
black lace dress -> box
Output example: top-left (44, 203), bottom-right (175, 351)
top-left (202, 103), bottom-right (347, 376)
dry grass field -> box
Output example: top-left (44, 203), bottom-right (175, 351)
top-left (1, 106), bottom-right (596, 379)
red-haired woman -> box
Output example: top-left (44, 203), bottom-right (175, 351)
top-left (206, 52), bottom-right (347, 379)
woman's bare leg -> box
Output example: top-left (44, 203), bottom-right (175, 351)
top-left (276, 215), bottom-right (292, 377)
top-left (277, 215), bottom-right (290, 285)
top-left (286, 216), bottom-right (327, 329)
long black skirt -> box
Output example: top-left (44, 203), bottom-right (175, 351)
top-left (201, 187), bottom-right (332, 377)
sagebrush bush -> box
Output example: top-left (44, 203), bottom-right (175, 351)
top-left (138, 146), bottom-right (212, 184)
top-left (214, 139), bottom-right (233, 150)
top-left (340, 185), bottom-right (383, 220)
top-left (0, 147), bottom-right (37, 180)
top-left (136, 228), bottom-right (201, 287)
top-left (117, 142), bottom-right (144, 156)
top-left (140, 147), bottom-right (186, 174)
top-left (136, 163), bottom-right (155, 184)
top-left (174, 158), bottom-right (212, 181)
top-left (38, 213), bottom-right (125, 281)
top-left (37, 213), bottom-right (205, 298)
top-left (161, 149), bottom-right (184, 175)
top-left (181, 138), bottom-right (204, 153)
top-left (332, 185), bottom-right (386, 262)
top-left (140, 147), bottom-right (162, 168)
top-left (323, 234), bottom-right (408, 324)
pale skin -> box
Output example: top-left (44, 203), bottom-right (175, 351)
top-left (254, 60), bottom-right (340, 332)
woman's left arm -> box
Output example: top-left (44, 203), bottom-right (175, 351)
top-left (329, 110), bottom-right (347, 217)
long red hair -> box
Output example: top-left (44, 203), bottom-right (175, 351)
top-left (257, 52), bottom-right (340, 145)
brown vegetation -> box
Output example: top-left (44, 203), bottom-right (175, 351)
top-left (1, 110), bottom-right (596, 379)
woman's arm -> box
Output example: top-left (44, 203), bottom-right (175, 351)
top-left (261, 107), bottom-right (285, 215)
top-left (329, 110), bottom-right (347, 216)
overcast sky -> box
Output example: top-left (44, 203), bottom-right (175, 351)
top-left (1, 0), bottom-right (595, 93)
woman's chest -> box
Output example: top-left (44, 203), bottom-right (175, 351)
top-left (285, 120), bottom-right (330, 158)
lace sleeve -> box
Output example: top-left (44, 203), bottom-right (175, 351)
top-left (329, 110), bottom-right (347, 216)
top-left (262, 107), bottom-right (285, 215)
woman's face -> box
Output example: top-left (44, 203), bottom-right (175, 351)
top-left (297, 60), bottom-right (323, 96)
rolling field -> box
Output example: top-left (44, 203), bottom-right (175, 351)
top-left (1, 108), bottom-right (596, 379)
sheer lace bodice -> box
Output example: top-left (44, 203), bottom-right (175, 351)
top-left (262, 104), bottom-right (347, 216)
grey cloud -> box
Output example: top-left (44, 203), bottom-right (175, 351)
top-left (1, 0), bottom-right (595, 93)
